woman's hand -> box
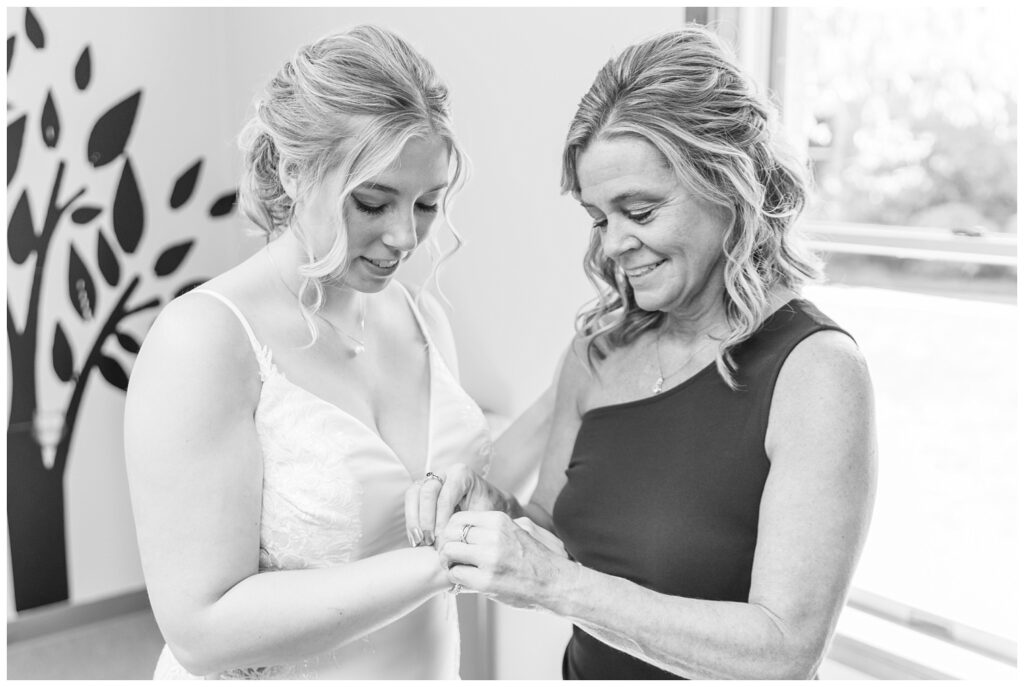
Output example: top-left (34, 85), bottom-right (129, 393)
top-left (437, 510), bottom-right (576, 611)
top-left (404, 463), bottom-right (511, 546)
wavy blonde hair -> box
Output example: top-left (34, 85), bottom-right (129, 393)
top-left (562, 25), bottom-right (822, 389)
top-left (237, 25), bottom-right (467, 343)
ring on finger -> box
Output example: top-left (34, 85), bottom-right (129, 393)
top-left (460, 524), bottom-right (473, 545)
top-left (424, 472), bottom-right (444, 486)
top-left (450, 583), bottom-right (463, 595)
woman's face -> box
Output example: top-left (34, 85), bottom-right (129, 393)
top-left (576, 136), bottom-right (732, 315)
top-left (296, 134), bottom-right (451, 293)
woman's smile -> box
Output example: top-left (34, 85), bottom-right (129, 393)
top-left (623, 258), bottom-right (668, 281)
top-left (359, 255), bottom-right (402, 276)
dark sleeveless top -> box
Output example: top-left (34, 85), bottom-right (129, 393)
top-left (551, 299), bottom-right (849, 680)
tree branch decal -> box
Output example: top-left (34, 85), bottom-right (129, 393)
top-left (7, 7), bottom-right (237, 611)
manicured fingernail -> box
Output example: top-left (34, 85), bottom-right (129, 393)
top-left (412, 527), bottom-right (423, 546)
top-left (423, 530), bottom-right (435, 546)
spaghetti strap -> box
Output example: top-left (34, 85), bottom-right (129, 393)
top-left (192, 289), bottom-right (274, 380)
top-left (394, 282), bottom-right (435, 349)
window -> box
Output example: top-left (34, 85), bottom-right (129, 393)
top-left (771, 5), bottom-right (1017, 670)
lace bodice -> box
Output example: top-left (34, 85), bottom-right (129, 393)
top-left (152, 285), bottom-right (493, 679)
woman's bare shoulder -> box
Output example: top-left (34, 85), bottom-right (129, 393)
top-left (766, 328), bottom-right (874, 464)
top-left (127, 287), bottom-right (263, 414)
top-left (779, 328), bottom-right (869, 393)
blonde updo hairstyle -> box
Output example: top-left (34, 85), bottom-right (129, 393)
top-left (237, 25), bottom-right (467, 343)
top-left (562, 25), bottom-right (821, 389)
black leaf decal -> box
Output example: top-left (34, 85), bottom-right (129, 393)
top-left (209, 191), bottom-right (237, 217)
top-left (154, 240), bottom-right (194, 277)
top-left (7, 35), bottom-right (14, 73)
top-left (116, 331), bottom-right (140, 354)
top-left (41, 89), bottom-right (59, 148)
top-left (170, 159), bottom-right (202, 209)
top-left (8, 191), bottom-right (35, 264)
top-left (67, 244), bottom-right (97, 321)
top-left (175, 279), bottom-right (206, 299)
top-left (8, 114), bottom-right (26, 185)
top-left (70, 206), bottom-right (101, 224)
top-left (97, 354), bottom-right (129, 391)
top-left (113, 158), bottom-right (144, 253)
top-left (86, 90), bottom-right (141, 168)
top-left (52, 322), bottom-right (74, 382)
top-left (96, 230), bottom-right (120, 286)
top-left (25, 8), bottom-right (44, 49)
top-left (74, 45), bottom-right (90, 90)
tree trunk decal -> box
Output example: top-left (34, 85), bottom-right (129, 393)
top-left (7, 7), bottom-right (237, 611)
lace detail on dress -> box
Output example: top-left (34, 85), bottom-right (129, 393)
top-left (458, 398), bottom-right (494, 478)
top-left (252, 341), bottom-right (275, 383)
top-left (220, 662), bottom-right (305, 680)
top-left (254, 369), bottom-right (364, 571)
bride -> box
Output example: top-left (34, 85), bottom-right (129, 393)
top-left (124, 25), bottom-right (552, 679)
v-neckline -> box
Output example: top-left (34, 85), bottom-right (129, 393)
top-left (258, 285), bottom-right (436, 480)
top-left (262, 360), bottom-right (435, 479)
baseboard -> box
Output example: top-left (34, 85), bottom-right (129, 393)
top-left (7, 588), bottom-right (151, 644)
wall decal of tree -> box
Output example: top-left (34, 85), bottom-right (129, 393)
top-left (7, 7), bottom-right (238, 611)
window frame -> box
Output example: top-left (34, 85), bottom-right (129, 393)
top-left (690, 5), bottom-right (1019, 672)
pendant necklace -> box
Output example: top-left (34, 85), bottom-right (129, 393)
top-left (264, 246), bottom-right (366, 355)
top-left (652, 326), bottom-right (717, 394)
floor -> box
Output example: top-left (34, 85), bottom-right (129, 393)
top-left (6, 610), bottom-right (164, 679)
top-left (6, 606), bottom-right (872, 680)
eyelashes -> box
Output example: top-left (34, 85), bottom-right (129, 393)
top-left (590, 208), bottom-right (656, 230)
top-left (352, 197), bottom-right (439, 217)
top-left (353, 198), bottom-right (386, 216)
top-left (626, 209), bottom-right (654, 224)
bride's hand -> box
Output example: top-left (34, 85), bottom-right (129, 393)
top-left (437, 511), bottom-right (574, 610)
top-left (404, 463), bottom-right (508, 547)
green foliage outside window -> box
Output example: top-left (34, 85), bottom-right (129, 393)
top-left (799, 6), bottom-right (1016, 234)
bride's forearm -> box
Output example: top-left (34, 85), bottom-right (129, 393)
top-left (167, 546), bottom-right (449, 676)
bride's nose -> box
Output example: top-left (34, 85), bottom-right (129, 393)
top-left (381, 210), bottom-right (418, 252)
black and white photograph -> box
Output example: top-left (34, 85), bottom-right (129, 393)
top-left (5, 3), bottom-right (1018, 680)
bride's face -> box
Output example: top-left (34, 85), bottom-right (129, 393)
top-left (295, 135), bottom-right (451, 293)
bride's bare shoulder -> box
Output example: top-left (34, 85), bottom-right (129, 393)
top-left (126, 253), bottom-right (273, 412)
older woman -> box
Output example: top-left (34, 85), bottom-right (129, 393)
top-left (407, 26), bottom-right (877, 679)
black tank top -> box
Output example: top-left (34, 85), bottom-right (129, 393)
top-left (552, 299), bottom-right (849, 679)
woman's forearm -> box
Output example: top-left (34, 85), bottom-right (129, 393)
top-left (491, 492), bottom-right (553, 531)
top-left (542, 562), bottom-right (824, 680)
top-left (489, 386), bottom-right (558, 500)
top-left (168, 546), bottom-right (449, 676)
top-left (519, 501), bottom-right (554, 530)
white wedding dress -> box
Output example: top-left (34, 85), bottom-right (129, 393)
top-left (152, 284), bottom-right (493, 679)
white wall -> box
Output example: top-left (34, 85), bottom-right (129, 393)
top-left (7, 6), bottom-right (685, 675)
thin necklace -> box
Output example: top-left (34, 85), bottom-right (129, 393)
top-left (652, 326), bottom-right (718, 394)
top-left (264, 246), bottom-right (367, 355)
